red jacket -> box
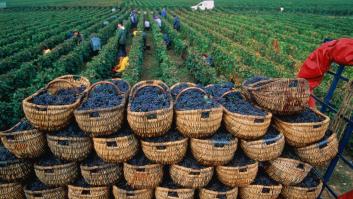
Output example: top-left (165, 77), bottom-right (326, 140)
top-left (298, 38), bottom-right (353, 107)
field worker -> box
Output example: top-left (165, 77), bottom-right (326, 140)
top-left (163, 33), bottom-right (171, 49)
top-left (154, 16), bottom-right (162, 28)
top-left (202, 54), bottom-right (214, 66)
top-left (113, 56), bottom-right (129, 74)
top-left (90, 34), bottom-right (101, 56)
top-left (130, 10), bottom-right (138, 29)
top-left (173, 15), bottom-right (181, 31)
top-left (117, 22), bottom-right (127, 57)
top-left (161, 8), bottom-right (167, 17)
top-left (144, 19), bottom-right (151, 31)
top-left (73, 31), bottom-right (83, 45)
top-left (66, 31), bottom-right (73, 39)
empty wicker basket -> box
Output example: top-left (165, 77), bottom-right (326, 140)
top-left (123, 163), bottom-right (163, 189)
top-left (47, 132), bottom-right (92, 162)
top-left (112, 184), bottom-right (153, 199)
top-left (169, 164), bottom-right (214, 189)
top-left (34, 161), bottom-right (78, 186)
top-left (93, 131), bottom-right (138, 163)
top-left (141, 136), bottom-right (188, 164)
top-left (22, 79), bottom-right (84, 131)
top-left (74, 81), bottom-right (127, 137)
top-left (265, 157), bottom-right (312, 185)
top-left (81, 162), bottom-right (121, 186)
top-left (175, 87), bottom-right (223, 138)
top-left (0, 182), bottom-right (24, 199)
top-left (242, 78), bottom-right (310, 115)
top-left (68, 184), bottom-right (110, 199)
top-left (241, 131), bottom-right (285, 161)
top-left (24, 186), bottom-right (66, 199)
top-left (296, 131), bottom-right (338, 166)
top-left (190, 134), bottom-right (238, 166)
top-left (274, 108), bottom-right (329, 147)
top-left (0, 120), bottom-right (45, 158)
top-left (221, 91), bottom-right (272, 140)
top-left (127, 81), bottom-right (173, 138)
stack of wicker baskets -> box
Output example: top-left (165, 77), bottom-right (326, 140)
top-left (0, 77), bottom-right (340, 199)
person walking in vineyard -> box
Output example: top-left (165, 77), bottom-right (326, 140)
top-left (130, 10), bottom-right (138, 29)
top-left (161, 8), bottom-right (167, 17)
top-left (73, 31), bottom-right (83, 45)
top-left (173, 15), bottom-right (181, 31)
top-left (90, 34), bottom-right (101, 56)
top-left (154, 15), bottom-right (162, 28)
top-left (116, 22), bottom-right (127, 57)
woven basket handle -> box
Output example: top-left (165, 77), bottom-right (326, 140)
top-left (262, 187), bottom-right (270, 193)
top-left (81, 190), bottom-right (91, 195)
top-left (264, 134), bottom-right (282, 145)
top-left (212, 140), bottom-right (229, 148)
top-left (89, 167), bottom-right (100, 174)
top-left (32, 193), bottom-right (43, 197)
top-left (170, 82), bottom-right (196, 92)
top-left (216, 193), bottom-right (226, 199)
top-left (189, 171), bottom-right (200, 175)
top-left (239, 166), bottom-right (248, 173)
top-left (318, 139), bottom-right (329, 149)
top-left (106, 141), bottom-right (118, 148)
top-left (296, 163), bottom-right (305, 170)
top-left (45, 79), bottom-right (77, 95)
top-left (307, 188), bottom-right (317, 192)
top-left (168, 191), bottom-right (178, 197)
top-left (135, 167), bottom-right (146, 172)
top-left (126, 192), bottom-right (135, 197)
top-left (56, 75), bottom-right (82, 81)
top-left (130, 84), bottom-right (166, 100)
top-left (87, 81), bottom-right (122, 97)
top-left (44, 168), bottom-right (55, 173)
top-left (175, 87), bottom-right (208, 103)
top-left (155, 145), bottom-right (167, 151)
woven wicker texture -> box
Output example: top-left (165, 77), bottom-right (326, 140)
top-left (54, 75), bottom-right (90, 89)
top-left (190, 137), bottom-right (238, 166)
top-left (24, 187), bottom-right (66, 199)
top-left (216, 162), bottom-right (258, 187)
top-left (242, 78), bottom-right (310, 115)
top-left (222, 91), bottom-right (272, 140)
top-left (68, 185), bottom-right (109, 199)
top-left (265, 157), bottom-right (312, 185)
top-left (128, 81), bottom-right (173, 138)
top-left (296, 132), bottom-right (338, 166)
top-left (93, 134), bottom-right (138, 163)
top-left (0, 160), bottom-right (31, 181)
top-left (274, 108), bottom-right (329, 147)
top-left (169, 165), bottom-right (214, 189)
top-left (112, 185), bottom-right (153, 199)
top-left (239, 184), bottom-right (282, 199)
top-left (34, 162), bottom-right (78, 186)
top-left (0, 182), bottom-right (24, 199)
top-left (241, 133), bottom-right (285, 161)
top-left (199, 187), bottom-right (238, 199)
top-left (281, 181), bottom-right (323, 199)
top-left (0, 122), bottom-right (45, 158)
top-left (81, 163), bottom-right (121, 186)
top-left (141, 138), bottom-right (188, 164)
top-left (123, 163), bottom-right (163, 189)
top-left (23, 79), bottom-right (83, 131)
top-left (47, 134), bottom-right (92, 161)
top-left (175, 87), bottom-right (223, 138)
top-left (74, 81), bottom-right (127, 137)
top-left (155, 187), bottom-right (195, 199)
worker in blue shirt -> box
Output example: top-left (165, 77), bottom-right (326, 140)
top-left (161, 8), bottom-right (167, 17)
top-left (173, 15), bottom-right (181, 31)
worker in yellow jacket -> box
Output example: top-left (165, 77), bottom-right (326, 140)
top-left (113, 56), bottom-right (129, 73)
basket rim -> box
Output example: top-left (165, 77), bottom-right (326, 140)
top-left (156, 186), bottom-right (194, 192)
top-left (0, 181), bottom-right (22, 188)
top-left (270, 157), bottom-right (310, 166)
top-left (242, 78), bottom-right (307, 91)
top-left (127, 98), bottom-right (173, 115)
top-left (241, 133), bottom-right (284, 146)
top-left (68, 184), bottom-right (109, 191)
top-left (191, 137), bottom-right (238, 145)
top-left (222, 105), bottom-right (272, 119)
top-left (141, 137), bottom-right (188, 146)
top-left (34, 161), bottom-right (76, 169)
top-left (283, 181), bottom-right (323, 191)
top-left (112, 185), bottom-right (151, 194)
top-left (24, 186), bottom-right (65, 194)
top-left (273, 108), bottom-right (330, 127)
top-left (80, 163), bottom-right (118, 170)
top-left (297, 132), bottom-right (337, 151)
top-left (216, 161), bottom-right (258, 170)
top-left (47, 134), bottom-right (90, 141)
top-left (74, 97), bottom-right (127, 114)
top-left (1, 131), bottom-right (43, 143)
top-left (243, 183), bottom-right (283, 189)
top-left (200, 187), bottom-right (238, 195)
top-left (124, 162), bottom-right (162, 169)
top-left (92, 134), bottom-right (135, 142)
top-left (171, 164), bottom-right (213, 173)
top-left (175, 106), bottom-right (223, 113)
top-left (0, 119), bottom-right (39, 137)
top-left (170, 82), bottom-right (197, 92)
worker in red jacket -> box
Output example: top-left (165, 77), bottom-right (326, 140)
top-left (297, 38), bottom-right (353, 107)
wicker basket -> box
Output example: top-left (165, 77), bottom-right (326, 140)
top-left (239, 184), bottom-right (282, 199)
top-left (175, 87), bottom-right (223, 138)
top-left (265, 157), bottom-right (312, 185)
top-left (54, 75), bottom-right (90, 89)
top-left (141, 138), bottom-right (188, 164)
top-left (199, 187), bottom-right (238, 199)
top-left (93, 133), bottom-right (138, 163)
top-left (222, 91), bottom-right (272, 140)
top-left (281, 181), bottom-right (323, 199)
top-left (0, 120), bottom-right (46, 158)
top-left (0, 182), bottom-right (24, 199)
top-left (81, 163), bottom-right (121, 186)
top-left (190, 136), bottom-right (238, 166)
top-left (123, 163), bottom-right (163, 189)
top-left (113, 185), bottom-right (153, 199)
top-left (242, 78), bottom-right (310, 115)
top-left (155, 187), bottom-right (195, 199)
top-left (128, 81), bottom-right (173, 138)
top-left (74, 81), bottom-right (127, 137)
top-left (34, 162), bottom-right (78, 186)
top-left (296, 131), bottom-right (338, 166)
top-left (169, 165), bottom-right (214, 189)
top-left (216, 161), bottom-right (258, 187)
top-left (241, 132), bottom-right (285, 161)
top-left (0, 158), bottom-right (31, 181)
top-left (47, 133), bottom-right (92, 161)
top-left (68, 185), bottom-right (110, 199)
top-left (23, 79), bottom-right (83, 131)
top-left (274, 108), bottom-right (329, 147)
top-left (170, 82), bottom-right (196, 101)
top-left (24, 186), bottom-right (66, 199)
